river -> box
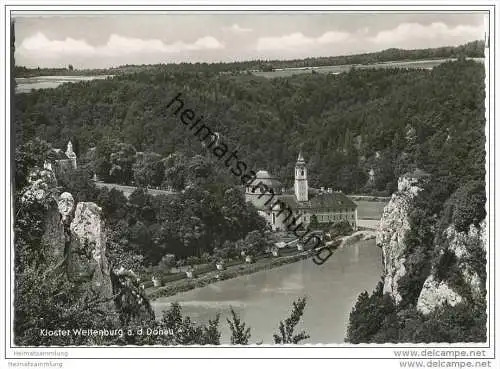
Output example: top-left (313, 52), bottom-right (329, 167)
top-left (15, 75), bottom-right (112, 93)
top-left (151, 238), bottom-right (383, 344)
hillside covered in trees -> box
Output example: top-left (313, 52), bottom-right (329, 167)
top-left (15, 56), bottom-right (485, 196)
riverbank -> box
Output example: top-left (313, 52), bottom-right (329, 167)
top-left (146, 250), bottom-right (314, 301)
top-left (146, 230), bottom-right (377, 301)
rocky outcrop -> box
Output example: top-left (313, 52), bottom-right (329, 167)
top-left (24, 165), bottom-right (154, 321)
top-left (416, 222), bottom-right (486, 314)
top-left (69, 202), bottom-right (113, 301)
top-left (40, 203), bottom-right (66, 265)
top-left (376, 174), bottom-right (426, 304)
top-left (58, 192), bottom-right (75, 223)
top-left (416, 275), bottom-right (463, 315)
top-left (377, 169), bottom-right (486, 314)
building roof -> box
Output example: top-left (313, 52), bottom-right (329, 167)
top-left (275, 191), bottom-right (357, 212)
top-left (296, 151), bottom-right (306, 167)
top-left (256, 170), bottom-right (272, 179)
top-left (251, 171), bottom-right (283, 191)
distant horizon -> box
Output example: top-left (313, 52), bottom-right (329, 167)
top-left (14, 38), bottom-right (485, 71)
top-left (13, 13), bottom-right (485, 69)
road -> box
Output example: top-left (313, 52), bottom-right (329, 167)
top-left (95, 182), bottom-right (177, 198)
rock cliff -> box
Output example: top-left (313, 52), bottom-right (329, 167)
top-left (416, 222), bottom-right (486, 314)
top-left (68, 202), bottom-right (114, 301)
top-left (22, 166), bottom-right (154, 321)
top-left (416, 275), bottom-right (463, 314)
top-left (377, 171), bottom-right (486, 314)
top-left (376, 173), bottom-right (426, 304)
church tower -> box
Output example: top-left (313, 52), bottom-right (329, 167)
top-left (65, 141), bottom-right (77, 169)
top-left (294, 151), bottom-right (308, 202)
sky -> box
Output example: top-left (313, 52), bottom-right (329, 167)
top-left (13, 12), bottom-right (486, 69)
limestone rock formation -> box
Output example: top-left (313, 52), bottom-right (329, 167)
top-left (376, 173), bottom-right (426, 304)
top-left (69, 202), bottom-right (114, 300)
top-left (377, 169), bottom-right (486, 313)
top-left (41, 203), bottom-right (66, 264)
top-left (416, 275), bottom-right (463, 315)
top-left (23, 165), bottom-right (155, 322)
top-left (416, 221), bottom-right (486, 314)
top-left (58, 192), bottom-right (75, 223)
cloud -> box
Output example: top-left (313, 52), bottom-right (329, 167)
top-left (255, 22), bottom-right (482, 54)
top-left (317, 31), bottom-right (351, 44)
top-left (369, 22), bottom-right (484, 45)
top-left (19, 32), bottom-right (95, 56)
top-left (224, 24), bottom-right (253, 33)
top-left (17, 32), bottom-right (224, 59)
top-left (256, 31), bottom-right (351, 51)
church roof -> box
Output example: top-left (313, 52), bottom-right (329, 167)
top-left (276, 192), bottom-right (357, 211)
top-left (297, 151), bottom-right (305, 163)
top-left (296, 151), bottom-right (306, 167)
top-left (256, 170), bottom-right (272, 179)
top-left (252, 170), bottom-right (283, 189)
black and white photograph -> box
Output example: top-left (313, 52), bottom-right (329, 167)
top-left (2, 1), bottom-right (498, 368)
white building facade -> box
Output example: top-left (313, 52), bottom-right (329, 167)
top-left (245, 152), bottom-right (358, 232)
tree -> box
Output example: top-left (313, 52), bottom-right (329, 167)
top-left (345, 282), bottom-right (397, 344)
top-left (58, 166), bottom-right (99, 203)
top-left (329, 220), bottom-right (353, 238)
top-left (241, 230), bottom-right (269, 257)
top-left (109, 143), bottom-right (137, 185)
top-left (227, 307), bottom-right (251, 344)
top-left (132, 152), bottom-right (165, 187)
top-left (97, 187), bottom-right (128, 223)
top-left (273, 297), bottom-right (310, 344)
top-left (14, 264), bottom-right (118, 346)
top-left (156, 302), bottom-right (221, 345)
top-left (309, 215), bottom-right (319, 229)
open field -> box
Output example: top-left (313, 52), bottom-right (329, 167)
top-left (252, 57), bottom-right (484, 78)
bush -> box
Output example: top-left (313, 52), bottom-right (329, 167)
top-left (329, 220), bottom-right (354, 238)
top-left (442, 181), bottom-right (486, 233)
top-left (157, 254), bottom-right (176, 272)
top-left (435, 249), bottom-right (457, 281)
top-left (185, 256), bottom-right (201, 266)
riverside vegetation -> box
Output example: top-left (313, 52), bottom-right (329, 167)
top-left (13, 34), bottom-right (487, 343)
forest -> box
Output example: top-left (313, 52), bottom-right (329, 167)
top-left (14, 52), bottom-right (485, 196)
